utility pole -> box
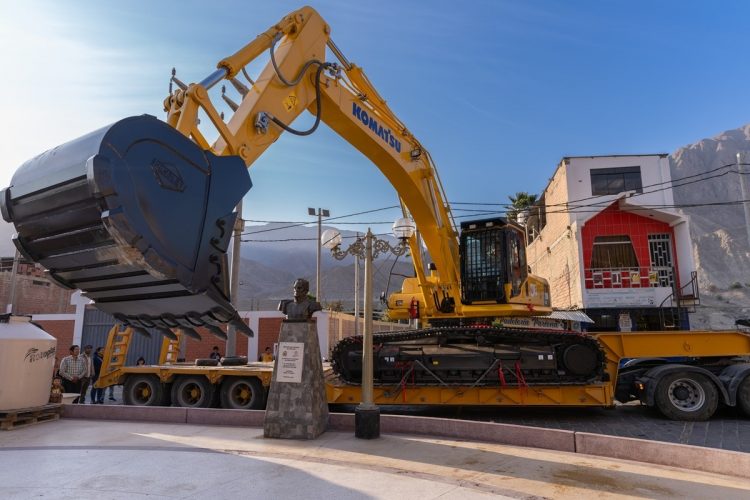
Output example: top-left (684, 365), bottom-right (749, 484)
top-left (354, 234), bottom-right (360, 336)
top-left (308, 207), bottom-right (329, 302)
top-left (738, 153), bottom-right (750, 248)
top-left (227, 200), bottom-right (244, 357)
top-left (5, 249), bottom-right (20, 314)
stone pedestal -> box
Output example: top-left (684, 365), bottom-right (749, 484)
top-left (263, 320), bottom-right (328, 439)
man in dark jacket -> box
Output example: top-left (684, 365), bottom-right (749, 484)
top-left (90, 347), bottom-right (105, 404)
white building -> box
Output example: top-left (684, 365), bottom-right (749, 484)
top-left (526, 154), bottom-right (699, 331)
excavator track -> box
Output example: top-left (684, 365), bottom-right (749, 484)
top-left (331, 326), bottom-right (605, 387)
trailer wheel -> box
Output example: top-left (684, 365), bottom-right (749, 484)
top-left (654, 371), bottom-right (718, 421)
top-left (123, 375), bottom-right (169, 406)
top-left (219, 377), bottom-right (265, 410)
top-left (737, 375), bottom-right (750, 417)
top-left (171, 376), bottom-right (215, 408)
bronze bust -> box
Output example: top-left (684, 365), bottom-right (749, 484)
top-left (278, 278), bottom-right (322, 321)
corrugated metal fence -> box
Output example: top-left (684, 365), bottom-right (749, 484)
top-left (81, 308), bottom-right (164, 365)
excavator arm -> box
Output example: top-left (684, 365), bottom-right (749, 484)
top-left (1, 6), bottom-right (549, 339)
top-left (162, 6), bottom-right (461, 319)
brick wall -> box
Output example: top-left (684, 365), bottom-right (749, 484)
top-left (258, 317), bottom-right (284, 360)
top-left (182, 322), bottom-right (250, 361)
top-left (0, 270), bottom-right (75, 314)
top-left (33, 319), bottom-right (75, 372)
top-left (527, 165), bottom-right (584, 309)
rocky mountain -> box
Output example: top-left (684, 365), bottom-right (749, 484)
top-left (236, 223), bottom-right (415, 311)
top-left (670, 124), bottom-right (750, 289)
top-left (670, 124), bottom-right (750, 326)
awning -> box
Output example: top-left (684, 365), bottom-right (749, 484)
top-left (546, 310), bottom-right (595, 324)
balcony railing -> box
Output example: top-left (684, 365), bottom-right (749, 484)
top-left (584, 266), bottom-right (674, 289)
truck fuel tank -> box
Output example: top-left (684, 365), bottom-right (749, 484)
top-left (1, 115), bottom-right (253, 338)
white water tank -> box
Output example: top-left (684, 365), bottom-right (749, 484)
top-left (0, 316), bottom-right (57, 411)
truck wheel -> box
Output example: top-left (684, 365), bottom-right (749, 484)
top-left (737, 375), bottom-right (750, 417)
top-left (171, 376), bottom-right (215, 408)
top-left (123, 375), bottom-right (168, 406)
top-left (220, 356), bottom-right (248, 367)
top-left (654, 371), bottom-right (718, 421)
top-left (220, 377), bottom-right (265, 410)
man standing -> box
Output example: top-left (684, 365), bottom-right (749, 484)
top-left (58, 345), bottom-right (87, 404)
top-left (78, 345), bottom-right (94, 404)
top-left (209, 346), bottom-right (222, 361)
top-left (90, 347), bottom-right (105, 404)
top-left (260, 346), bottom-right (274, 362)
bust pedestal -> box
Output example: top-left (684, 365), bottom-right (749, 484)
top-left (263, 320), bottom-right (329, 439)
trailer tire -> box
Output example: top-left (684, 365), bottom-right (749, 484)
top-left (195, 358), bottom-right (219, 366)
top-left (171, 376), bottom-right (215, 408)
top-left (123, 375), bottom-right (169, 406)
top-left (219, 377), bottom-right (265, 410)
top-left (654, 371), bottom-right (718, 421)
top-left (220, 356), bottom-right (248, 367)
top-left (737, 375), bottom-right (750, 417)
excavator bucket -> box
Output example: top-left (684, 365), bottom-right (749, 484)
top-left (1, 115), bottom-right (254, 338)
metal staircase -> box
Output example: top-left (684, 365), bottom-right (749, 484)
top-left (659, 271), bottom-right (700, 329)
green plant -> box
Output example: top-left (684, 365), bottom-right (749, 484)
top-left (730, 282), bottom-right (743, 289)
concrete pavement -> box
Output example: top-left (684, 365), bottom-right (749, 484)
top-left (2, 419), bottom-right (750, 499)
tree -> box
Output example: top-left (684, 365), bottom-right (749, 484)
top-left (325, 300), bottom-right (344, 312)
top-left (507, 192), bottom-right (538, 222)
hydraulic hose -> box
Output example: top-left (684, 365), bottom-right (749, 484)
top-left (265, 32), bottom-right (332, 136)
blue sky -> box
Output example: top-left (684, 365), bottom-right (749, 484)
top-left (2, 0), bottom-right (749, 236)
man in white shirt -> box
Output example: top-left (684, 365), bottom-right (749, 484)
top-left (59, 345), bottom-right (87, 403)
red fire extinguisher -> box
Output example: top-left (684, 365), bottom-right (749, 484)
top-left (408, 298), bottom-right (419, 319)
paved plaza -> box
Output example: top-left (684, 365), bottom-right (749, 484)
top-left (1, 419), bottom-right (750, 499)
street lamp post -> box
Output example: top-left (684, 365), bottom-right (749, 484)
top-left (322, 218), bottom-right (416, 439)
top-left (308, 207), bottom-right (330, 302)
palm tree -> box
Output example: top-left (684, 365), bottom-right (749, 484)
top-left (507, 192), bottom-right (538, 222)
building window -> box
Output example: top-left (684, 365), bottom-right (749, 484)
top-left (591, 235), bottom-right (639, 268)
top-left (590, 166), bottom-right (642, 196)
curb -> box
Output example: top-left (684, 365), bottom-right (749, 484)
top-left (575, 432), bottom-right (750, 479)
top-left (61, 405), bottom-right (748, 479)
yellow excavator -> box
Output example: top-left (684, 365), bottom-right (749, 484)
top-left (4, 7), bottom-right (750, 419)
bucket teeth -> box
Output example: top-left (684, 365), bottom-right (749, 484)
top-left (1, 115), bottom-right (252, 339)
top-left (180, 327), bottom-right (202, 341)
top-left (156, 328), bottom-right (178, 341)
top-left (133, 327), bottom-right (152, 339)
top-left (231, 318), bottom-right (254, 337)
top-left (205, 324), bottom-right (228, 340)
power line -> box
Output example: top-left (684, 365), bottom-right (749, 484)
top-left (451, 162), bottom-right (749, 209)
top-left (241, 205), bottom-right (400, 237)
top-left (239, 165), bottom-right (750, 237)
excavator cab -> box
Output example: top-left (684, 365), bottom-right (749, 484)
top-left (460, 217), bottom-right (529, 304)
top-left (1, 115), bottom-right (253, 339)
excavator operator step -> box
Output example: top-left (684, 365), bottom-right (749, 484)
top-left (1, 115), bottom-right (253, 338)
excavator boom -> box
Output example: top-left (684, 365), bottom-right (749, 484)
top-left (2, 6), bottom-right (550, 340)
